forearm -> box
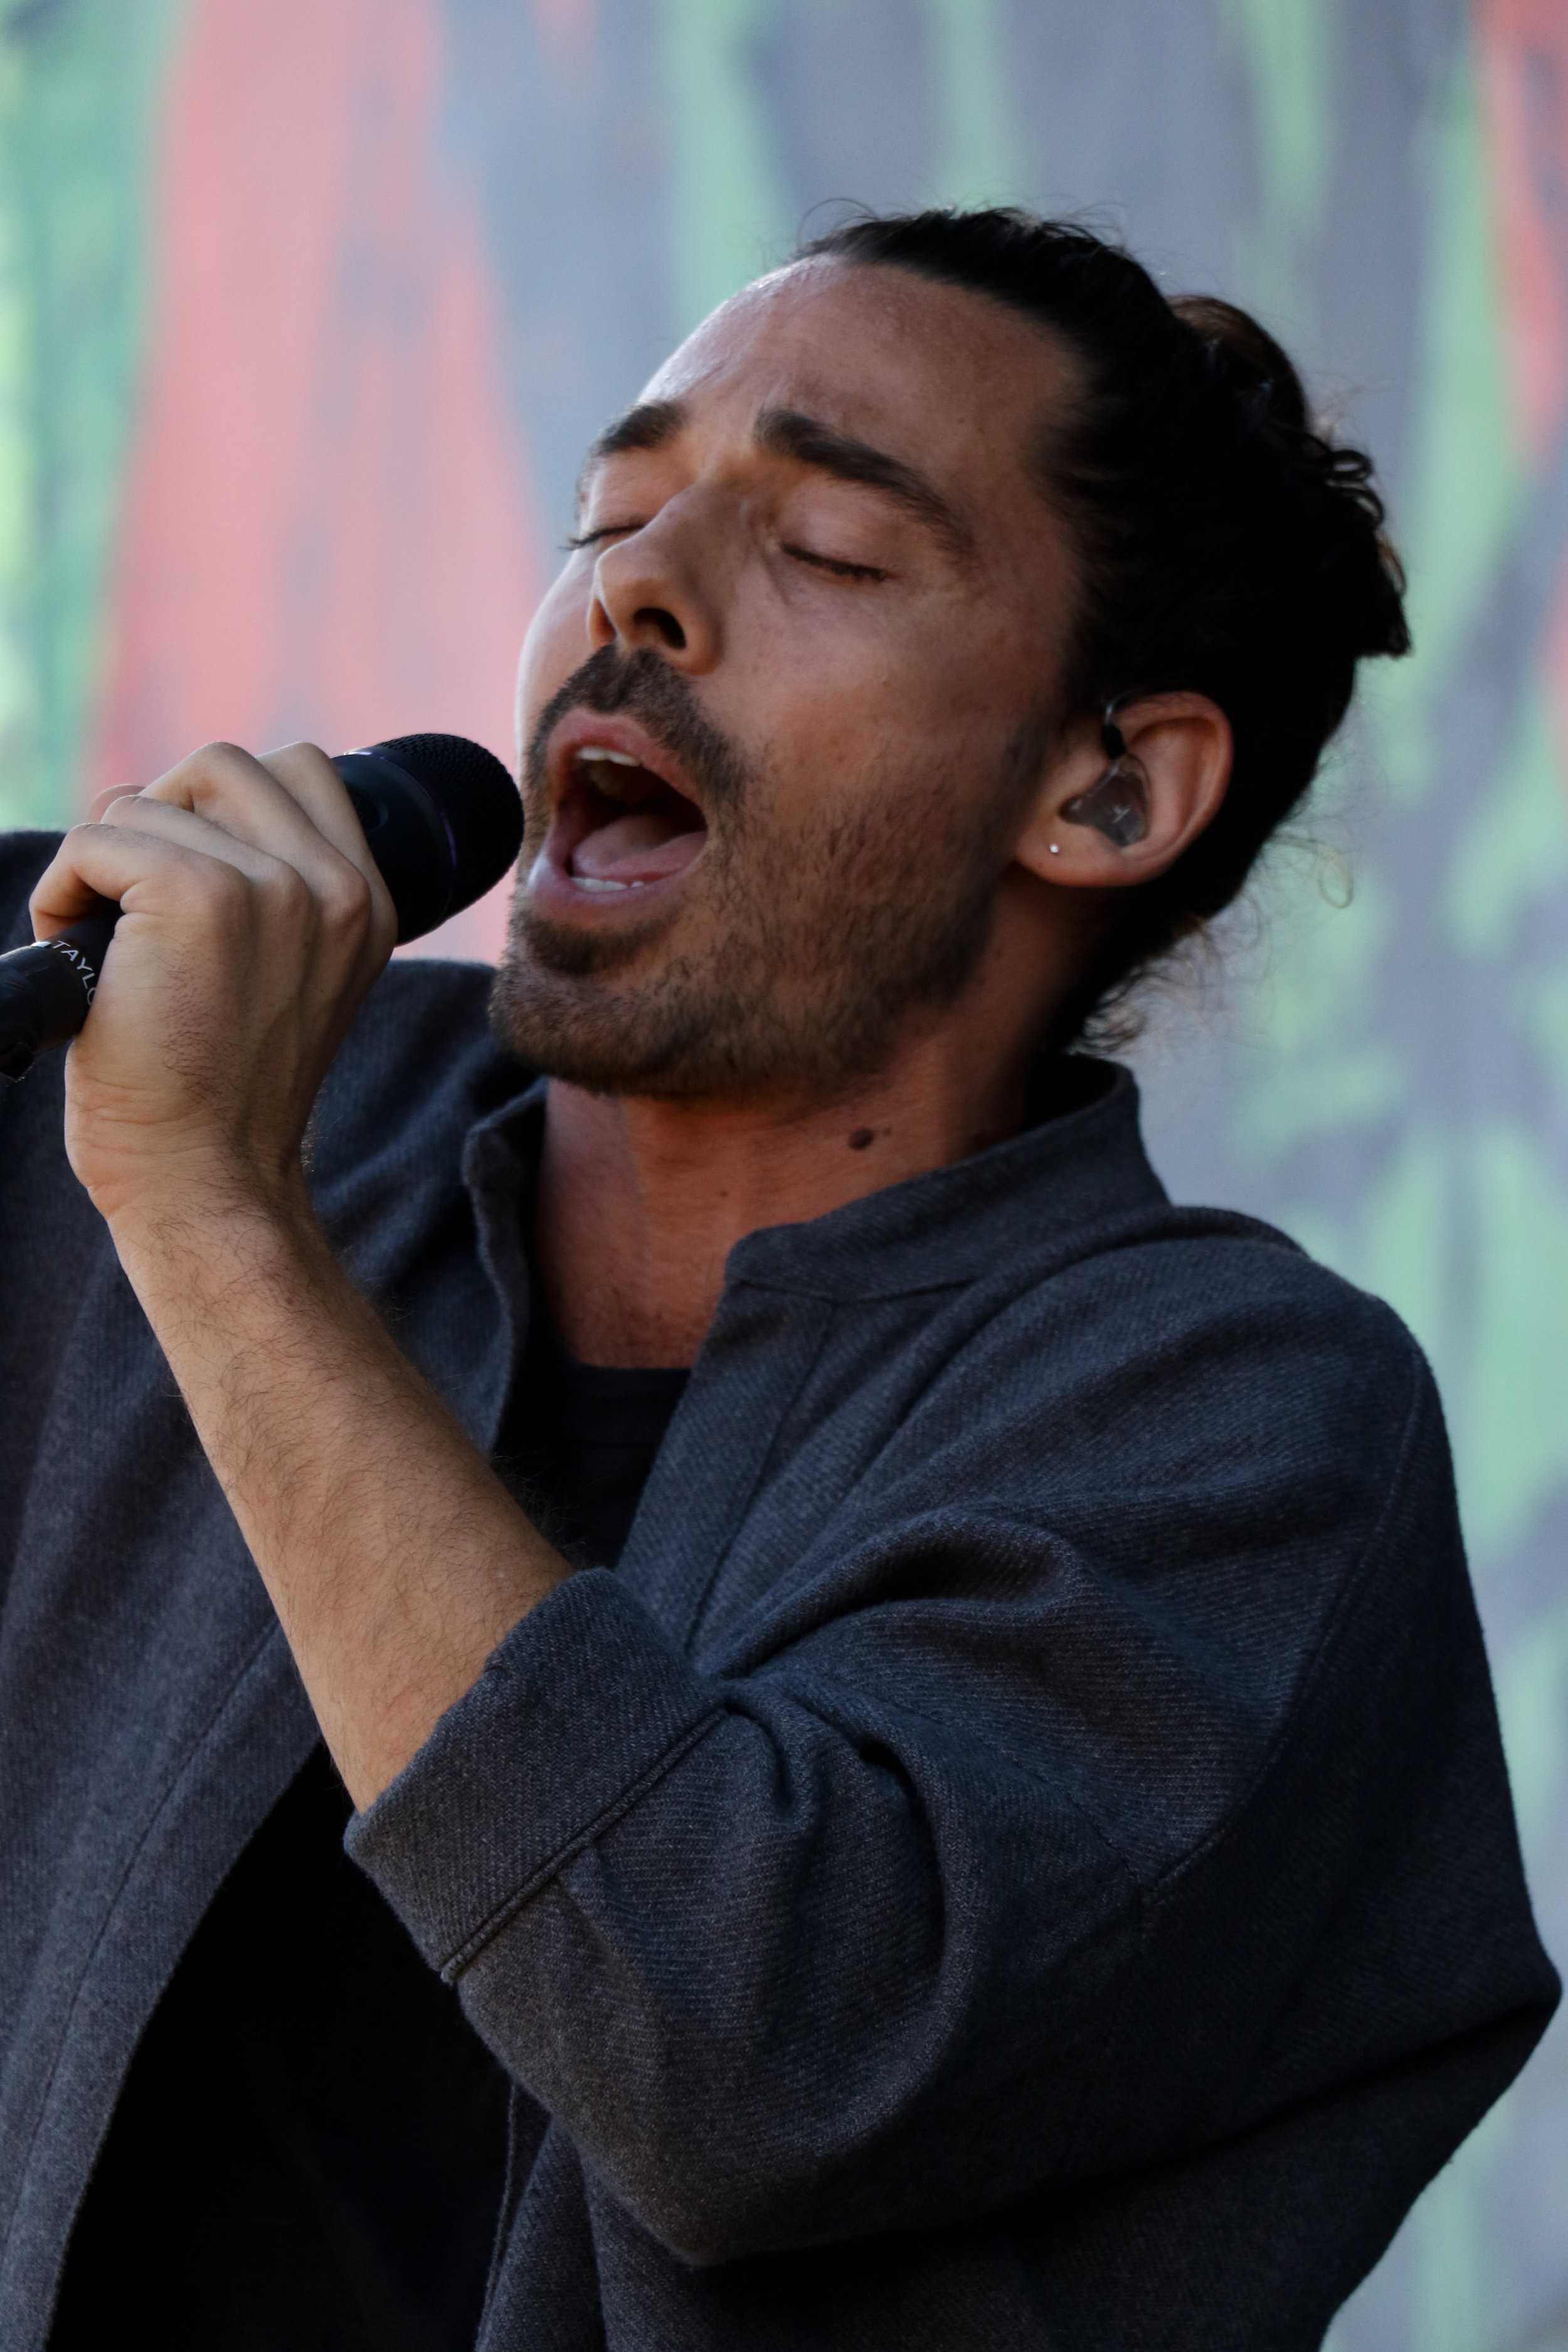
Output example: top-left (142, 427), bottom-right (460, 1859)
top-left (108, 1182), bottom-right (571, 1808)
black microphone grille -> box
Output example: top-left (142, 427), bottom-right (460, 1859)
top-left (335, 731), bottom-right (524, 940)
top-left (364, 733), bottom-right (523, 909)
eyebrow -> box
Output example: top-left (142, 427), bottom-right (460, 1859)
top-left (581, 397), bottom-right (689, 479)
top-left (575, 399), bottom-right (687, 514)
top-left (578, 397), bottom-right (978, 564)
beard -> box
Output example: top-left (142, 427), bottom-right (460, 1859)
top-left (489, 644), bottom-right (1051, 1107)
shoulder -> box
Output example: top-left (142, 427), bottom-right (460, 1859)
top-left (861, 1216), bottom-right (1466, 1867)
top-left (982, 1200), bottom-right (1431, 1467)
top-left (916, 1208), bottom-right (1446, 1648)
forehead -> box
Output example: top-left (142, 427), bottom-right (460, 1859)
top-left (635, 258), bottom-right (1077, 507)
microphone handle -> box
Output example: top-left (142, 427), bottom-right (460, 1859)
top-left (0, 738), bottom-right (499, 1084)
top-left (0, 903), bottom-right (119, 1082)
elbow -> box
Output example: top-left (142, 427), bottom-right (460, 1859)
top-left (593, 2132), bottom-right (830, 2270)
top-left (610, 2164), bottom-right (788, 2271)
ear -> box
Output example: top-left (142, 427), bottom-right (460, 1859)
top-left (1012, 692), bottom-right (1232, 891)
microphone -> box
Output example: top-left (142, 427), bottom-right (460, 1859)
top-left (0, 733), bottom-right (523, 1084)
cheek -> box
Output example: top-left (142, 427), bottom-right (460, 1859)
top-left (744, 619), bottom-right (992, 795)
top-left (515, 575), bottom-right (587, 729)
top-left (731, 581), bottom-right (914, 723)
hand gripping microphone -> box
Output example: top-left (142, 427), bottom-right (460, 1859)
top-left (0, 733), bottom-right (524, 1083)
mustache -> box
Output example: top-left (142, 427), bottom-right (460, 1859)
top-left (527, 646), bottom-right (752, 815)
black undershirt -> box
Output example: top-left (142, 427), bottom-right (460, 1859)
top-left (51, 1305), bottom-right (689, 2352)
top-left (496, 1294), bottom-right (694, 1576)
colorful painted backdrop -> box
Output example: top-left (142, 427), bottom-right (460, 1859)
top-left (1, 2), bottom-right (1564, 2343)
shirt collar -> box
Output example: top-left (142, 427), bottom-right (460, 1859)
top-left (460, 1056), bottom-right (1167, 1307)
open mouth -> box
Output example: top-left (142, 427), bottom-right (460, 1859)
top-left (541, 726), bottom-right (710, 899)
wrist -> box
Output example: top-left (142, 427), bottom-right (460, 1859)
top-left (105, 1157), bottom-right (324, 1281)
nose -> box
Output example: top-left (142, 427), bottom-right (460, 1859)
top-left (586, 506), bottom-right (721, 672)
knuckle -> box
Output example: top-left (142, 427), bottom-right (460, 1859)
top-left (267, 739), bottom-right (333, 788)
top-left (204, 861), bottom-right (250, 915)
top-left (319, 858), bottom-right (374, 928)
top-left (98, 792), bottom-right (148, 826)
top-left (179, 741), bottom-right (252, 797)
top-left (263, 859), bottom-right (313, 915)
top-left (177, 866), bottom-right (246, 943)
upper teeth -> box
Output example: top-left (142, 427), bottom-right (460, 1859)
top-left (570, 743), bottom-right (668, 810)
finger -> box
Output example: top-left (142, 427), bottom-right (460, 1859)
top-left (28, 822), bottom-right (263, 940)
top-left (95, 794), bottom-right (387, 961)
top-left (246, 743), bottom-right (398, 948)
top-left (137, 739), bottom-right (373, 876)
top-left (257, 741), bottom-right (378, 869)
top-left (87, 784), bottom-right (143, 822)
top-left (133, 739), bottom-right (395, 941)
top-left (96, 792), bottom-right (296, 886)
top-left (256, 746), bottom-right (399, 955)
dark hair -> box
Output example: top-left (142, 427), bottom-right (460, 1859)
top-left (793, 206), bottom-right (1412, 1047)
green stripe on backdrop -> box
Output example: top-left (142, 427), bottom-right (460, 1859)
top-left (659, 0), bottom-right (795, 335)
top-left (1221, 0), bottom-right (1335, 326)
top-left (657, 0), bottom-right (1030, 338)
top-left (1366, 40), bottom-right (1527, 806)
top-left (919, 0), bottom-right (1025, 210)
top-left (0, 0), bottom-right (186, 831)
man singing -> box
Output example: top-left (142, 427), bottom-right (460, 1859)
top-left (4, 208), bottom-right (1558, 2351)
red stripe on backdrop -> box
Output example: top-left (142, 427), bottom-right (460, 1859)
top-left (92, 0), bottom-right (542, 961)
top-left (1476, 0), bottom-right (1568, 788)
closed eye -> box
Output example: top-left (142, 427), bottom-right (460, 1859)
top-left (564, 525), bottom-right (887, 582)
top-left (780, 544), bottom-right (888, 582)
top-left (562, 524), bottom-right (642, 549)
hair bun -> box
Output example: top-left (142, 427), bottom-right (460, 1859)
top-left (1173, 292), bottom-right (1409, 662)
top-left (1173, 294), bottom-right (1310, 433)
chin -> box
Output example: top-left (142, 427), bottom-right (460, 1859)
top-left (485, 958), bottom-right (737, 1100)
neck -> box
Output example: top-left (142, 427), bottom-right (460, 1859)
top-left (531, 1035), bottom-right (1042, 1370)
top-left (529, 875), bottom-right (1090, 1367)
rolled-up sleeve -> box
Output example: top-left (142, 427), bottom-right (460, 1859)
top-left (346, 1574), bottom-right (723, 1978)
top-left (348, 1552), bottom-right (1144, 2267)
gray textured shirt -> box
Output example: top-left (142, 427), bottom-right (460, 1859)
top-left (0, 830), bottom-right (1557, 2350)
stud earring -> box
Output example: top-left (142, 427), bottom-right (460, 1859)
top-left (1049, 842), bottom-right (1061, 856)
